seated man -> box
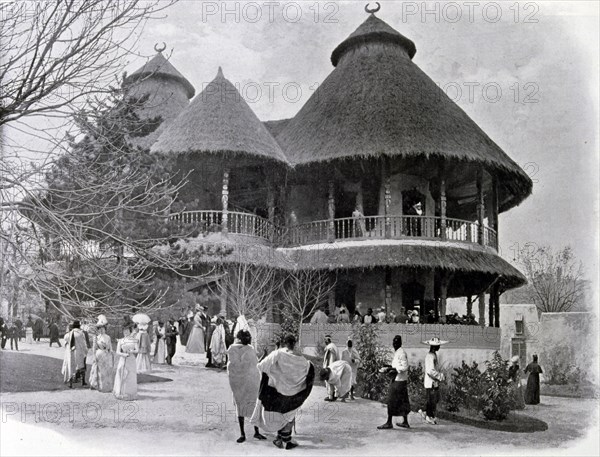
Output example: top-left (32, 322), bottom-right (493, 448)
top-left (320, 360), bottom-right (353, 402)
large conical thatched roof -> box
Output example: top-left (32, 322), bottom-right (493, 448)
top-left (151, 68), bottom-right (289, 164)
top-left (125, 52), bottom-right (195, 99)
top-left (276, 13), bottom-right (532, 207)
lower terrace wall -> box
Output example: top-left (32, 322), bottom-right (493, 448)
top-left (253, 322), bottom-right (500, 368)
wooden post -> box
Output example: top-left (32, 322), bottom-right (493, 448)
top-left (477, 168), bottom-right (485, 245)
top-left (221, 167), bottom-right (230, 235)
top-left (439, 174), bottom-right (447, 241)
top-left (356, 180), bottom-right (364, 214)
top-left (383, 158), bottom-right (391, 238)
top-left (328, 180), bottom-right (335, 242)
top-left (385, 268), bottom-right (392, 317)
top-left (492, 175), bottom-right (499, 249)
top-left (493, 284), bottom-right (501, 328)
top-left (267, 180), bottom-right (275, 241)
top-left (466, 295), bottom-right (473, 316)
top-left (440, 277), bottom-right (448, 320)
top-left (478, 292), bottom-right (486, 327)
top-left (488, 286), bottom-right (494, 328)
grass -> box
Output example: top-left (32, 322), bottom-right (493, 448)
top-left (0, 351), bottom-right (171, 393)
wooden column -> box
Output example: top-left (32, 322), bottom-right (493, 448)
top-left (383, 158), bottom-right (391, 238)
top-left (440, 277), bottom-right (448, 321)
top-left (221, 168), bottom-right (230, 235)
top-left (478, 292), bottom-right (486, 327)
top-left (439, 175), bottom-right (447, 240)
top-left (356, 180), bottom-right (364, 213)
top-left (493, 284), bottom-right (501, 328)
top-left (476, 168), bottom-right (485, 245)
top-left (466, 295), bottom-right (473, 316)
top-left (385, 267), bottom-right (392, 316)
top-left (488, 286), bottom-right (494, 328)
top-left (267, 180), bottom-right (275, 241)
top-left (491, 175), bottom-right (499, 250)
top-left (328, 180), bottom-right (335, 242)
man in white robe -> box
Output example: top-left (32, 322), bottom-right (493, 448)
top-left (61, 320), bottom-right (89, 388)
top-left (323, 335), bottom-right (339, 401)
top-left (320, 360), bottom-right (353, 402)
top-left (251, 334), bottom-right (314, 450)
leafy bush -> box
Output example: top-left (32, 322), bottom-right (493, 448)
top-left (507, 383), bottom-right (525, 410)
top-left (443, 361), bottom-right (484, 413)
top-left (354, 323), bottom-right (392, 401)
top-left (407, 363), bottom-right (427, 411)
top-left (480, 352), bottom-right (513, 421)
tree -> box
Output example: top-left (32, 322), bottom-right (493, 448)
top-left (216, 263), bottom-right (279, 321)
top-left (9, 88), bottom-right (202, 319)
top-left (280, 269), bottom-right (335, 348)
top-left (0, 0), bottom-right (182, 319)
top-left (515, 245), bottom-right (586, 313)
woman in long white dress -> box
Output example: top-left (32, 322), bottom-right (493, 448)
top-left (210, 317), bottom-right (227, 368)
top-left (89, 320), bottom-right (114, 392)
top-left (154, 323), bottom-right (166, 364)
top-left (135, 324), bottom-right (152, 373)
top-left (113, 326), bottom-right (139, 401)
top-left (186, 306), bottom-right (206, 354)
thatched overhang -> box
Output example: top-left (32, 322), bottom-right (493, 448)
top-left (165, 236), bottom-right (526, 294)
top-left (125, 52), bottom-right (195, 99)
top-left (151, 68), bottom-right (289, 166)
top-left (275, 14), bottom-right (532, 212)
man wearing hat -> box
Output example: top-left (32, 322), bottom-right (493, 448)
top-left (419, 337), bottom-right (447, 425)
top-left (61, 320), bottom-right (89, 388)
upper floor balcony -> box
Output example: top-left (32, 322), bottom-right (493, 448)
top-left (171, 210), bottom-right (498, 251)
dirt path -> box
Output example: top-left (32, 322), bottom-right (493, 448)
top-left (1, 340), bottom-right (598, 456)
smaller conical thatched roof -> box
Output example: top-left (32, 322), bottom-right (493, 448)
top-left (151, 68), bottom-right (289, 164)
top-left (331, 14), bottom-right (416, 66)
top-left (125, 52), bottom-right (195, 99)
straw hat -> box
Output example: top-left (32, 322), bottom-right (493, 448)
top-left (422, 337), bottom-right (448, 346)
top-left (96, 315), bottom-right (108, 327)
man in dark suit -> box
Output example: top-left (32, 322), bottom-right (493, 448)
top-left (165, 319), bottom-right (179, 365)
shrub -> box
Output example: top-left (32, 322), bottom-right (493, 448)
top-left (354, 323), bottom-right (392, 401)
top-left (443, 361), bottom-right (484, 413)
top-left (407, 363), bottom-right (427, 411)
top-left (544, 348), bottom-right (584, 385)
top-left (480, 351), bottom-right (513, 421)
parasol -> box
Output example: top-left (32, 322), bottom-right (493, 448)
top-left (132, 313), bottom-right (151, 325)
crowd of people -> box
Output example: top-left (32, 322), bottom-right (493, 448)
top-left (308, 303), bottom-right (480, 326)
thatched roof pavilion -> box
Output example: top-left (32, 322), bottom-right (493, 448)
top-left (151, 67), bottom-right (288, 164)
top-left (125, 51), bottom-right (195, 99)
top-left (276, 13), bottom-right (532, 212)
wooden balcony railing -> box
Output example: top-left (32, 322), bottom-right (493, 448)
top-left (170, 211), bottom-right (498, 250)
top-left (283, 215), bottom-right (498, 250)
top-left (170, 210), bottom-right (274, 241)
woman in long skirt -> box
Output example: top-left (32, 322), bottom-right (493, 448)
top-left (154, 322), bottom-right (167, 364)
top-left (524, 354), bottom-right (543, 405)
top-left (135, 325), bottom-right (152, 373)
top-left (89, 321), bottom-right (114, 392)
top-left (113, 327), bottom-right (139, 401)
top-left (186, 308), bottom-right (206, 354)
top-left (210, 317), bottom-right (227, 368)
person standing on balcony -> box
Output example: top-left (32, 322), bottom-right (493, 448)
top-left (376, 306), bottom-right (387, 322)
top-left (323, 335), bottom-right (339, 401)
top-left (352, 206), bottom-right (366, 237)
top-left (406, 201), bottom-right (423, 236)
top-left (378, 335), bottom-right (411, 429)
top-left (419, 337), bottom-right (448, 425)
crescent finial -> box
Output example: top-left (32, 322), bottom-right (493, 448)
top-left (154, 42), bottom-right (167, 53)
top-left (365, 2), bottom-right (381, 14)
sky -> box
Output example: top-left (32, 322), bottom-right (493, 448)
top-left (127, 0), bottom-right (599, 298)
